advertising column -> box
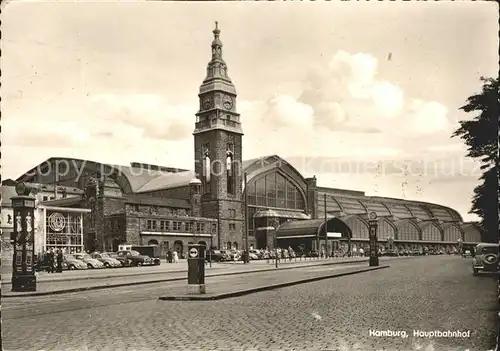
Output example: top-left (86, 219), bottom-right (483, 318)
top-left (368, 211), bottom-right (379, 267)
top-left (11, 182), bottom-right (37, 292)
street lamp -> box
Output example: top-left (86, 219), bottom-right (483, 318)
top-left (457, 238), bottom-right (463, 256)
top-left (243, 173), bottom-right (250, 264)
top-left (271, 218), bottom-right (280, 268)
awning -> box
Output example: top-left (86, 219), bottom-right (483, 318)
top-left (254, 209), bottom-right (310, 220)
top-left (276, 219), bottom-right (324, 238)
top-left (42, 196), bottom-right (85, 207)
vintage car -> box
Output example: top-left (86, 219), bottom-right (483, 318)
top-left (104, 252), bottom-right (127, 266)
top-left (91, 252), bottom-right (122, 268)
top-left (116, 250), bottom-right (154, 266)
top-left (74, 253), bottom-right (105, 269)
top-left (462, 249), bottom-right (473, 258)
top-left (63, 254), bottom-right (89, 270)
top-left (205, 250), bottom-right (225, 262)
top-left (472, 243), bottom-right (499, 276)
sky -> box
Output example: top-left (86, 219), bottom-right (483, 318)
top-left (1, 1), bottom-right (498, 221)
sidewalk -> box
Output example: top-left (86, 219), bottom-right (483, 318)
top-left (1, 257), bottom-right (369, 297)
top-left (1, 256), bottom-right (366, 284)
top-left (159, 264), bottom-right (390, 300)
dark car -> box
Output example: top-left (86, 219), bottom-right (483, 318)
top-left (131, 246), bottom-right (161, 265)
top-left (205, 250), bottom-right (225, 262)
top-left (472, 243), bottom-right (499, 276)
top-left (116, 250), bottom-right (154, 267)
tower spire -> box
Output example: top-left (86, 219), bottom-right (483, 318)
top-left (204, 21), bottom-right (229, 82)
top-left (195, 22), bottom-right (241, 135)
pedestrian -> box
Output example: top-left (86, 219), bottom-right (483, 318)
top-left (56, 250), bottom-right (63, 273)
top-left (166, 250), bottom-right (172, 263)
top-left (359, 247), bottom-right (364, 257)
top-left (172, 250), bottom-right (179, 263)
top-left (43, 250), bottom-right (50, 273)
top-left (47, 248), bottom-right (55, 273)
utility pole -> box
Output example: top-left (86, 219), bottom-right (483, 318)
top-left (244, 172), bottom-right (249, 264)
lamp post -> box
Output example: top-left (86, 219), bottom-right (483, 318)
top-left (271, 218), bottom-right (280, 268)
top-left (368, 212), bottom-right (379, 266)
top-left (244, 173), bottom-right (249, 264)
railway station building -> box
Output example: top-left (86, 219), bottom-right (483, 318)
top-left (4, 23), bottom-right (483, 258)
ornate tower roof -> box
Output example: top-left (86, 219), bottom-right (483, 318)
top-left (194, 22), bottom-right (242, 135)
top-left (199, 21), bottom-right (237, 96)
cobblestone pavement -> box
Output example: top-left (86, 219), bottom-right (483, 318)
top-left (2, 256), bottom-right (497, 351)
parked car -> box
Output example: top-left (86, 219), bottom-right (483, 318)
top-left (63, 254), bottom-right (89, 270)
top-left (412, 249), bottom-right (423, 256)
top-left (91, 252), bottom-right (122, 268)
top-left (116, 250), bottom-right (154, 266)
top-left (74, 253), bottom-right (105, 269)
top-left (462, 249), bottom-right (473, 258)
top-left (104, 252), bottom-right (127, 266)
top-left (384, 249), bottom-right (398, 257)
top-left (248, 252), bottom-right (259, 260)
top-left (131, 246), bottom-right (161, 265)
top-left (249, 249), bottom-right (262, 259)
top-left (205, 250), bottom-right (225, 262)
top-left (472, 243), bottom-right (499, 276)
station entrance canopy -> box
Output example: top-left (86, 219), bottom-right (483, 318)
top-left (276, 218), bottom-right (351, 240)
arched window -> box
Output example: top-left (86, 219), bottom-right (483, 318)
top-left (344, 216), bottom-right (369, 239)
top-left (247, 172), bottom-right (305, 210)
top-left (443, 225), bottom-right (462, 242)
top-left (377, 218), bottom-right (396, 240)
top-left (233, 242), bottom-right (238, 250)
top-left (397, 221), bottom-right (420, 241)
top-left (203, 144), bottom-right (211, 192)
top-left (226, 144), bottom-right (235, 194)
top-left (148, 239), bottom-right (159, 246)
top-left (421, 223), bottom-right (442, 241)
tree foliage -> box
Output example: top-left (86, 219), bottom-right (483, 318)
top-left (452, 77), bottom-right (499, 242)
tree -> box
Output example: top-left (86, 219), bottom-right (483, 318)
top-left (452, 77), bottom-right (499, 242)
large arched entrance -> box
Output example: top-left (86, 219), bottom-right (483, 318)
top-left (148, 239), bottom-right (159, 246)
top-left (320, 217), bottom-right (353, 255)
top-left (276, 217), bottom-right (352, 254)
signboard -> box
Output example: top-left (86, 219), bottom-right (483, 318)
top-left (327, 232), bottom-right (342, 238)
top-left (0, 208), bottom-right (14, 229)
top-left (189, 247), bottom-right (199, 258)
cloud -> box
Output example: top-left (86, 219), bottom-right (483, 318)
top-left (263, 94), bottom-right (315, 129)
top-left (88, 94), bottom-right (193, 141)
top-left (297, 50), bottom-right (450, 135)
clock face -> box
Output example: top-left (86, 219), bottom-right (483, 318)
top-left (223, 95), bottom-right (233, 110)
top-left (202, 96), bottom-right (213, 110)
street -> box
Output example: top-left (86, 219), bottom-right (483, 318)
top-left (2, 256), bottom-right (498, 351)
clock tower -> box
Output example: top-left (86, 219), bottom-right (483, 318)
top-left (193, 22), bottom-right (244, 250)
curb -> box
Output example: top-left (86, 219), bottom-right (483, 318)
top-left (1, 259), bottom-right (366, 284)
top-left (0, 259), bottom-right (369, 298)
top-left (159, 265), bottom-right (390, 301)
